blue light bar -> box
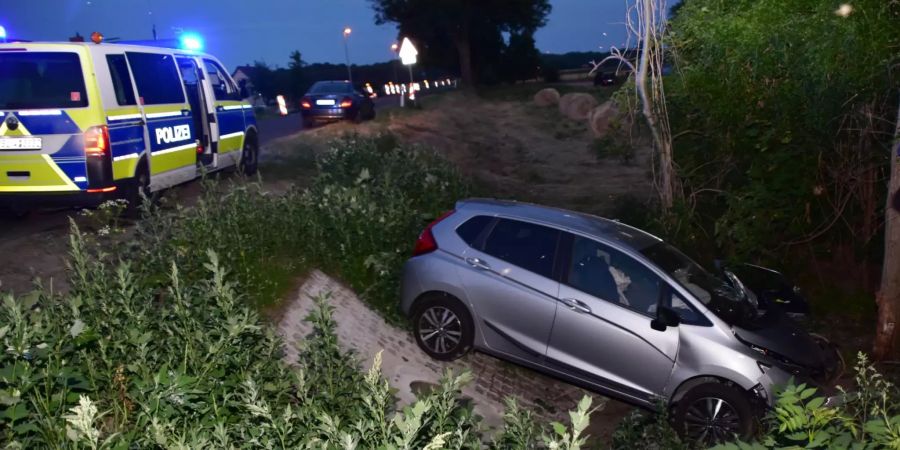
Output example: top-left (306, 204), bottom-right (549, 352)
top-left (179, 33), bottom-right (203, 51)
top-left (0, 26), bottom-right (7, 41)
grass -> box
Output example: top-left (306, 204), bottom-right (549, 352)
top-left (476, 81), bottom-right (618, 103)
top-left (371, 91), bottom-right (452, 124)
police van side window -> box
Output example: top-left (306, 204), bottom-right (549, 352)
top-left (203, 60), bottom-right (238, 101)
top-left (106, 55), bottom-right (137, 106)
top-left (126, 52), bottom-right (185, 105)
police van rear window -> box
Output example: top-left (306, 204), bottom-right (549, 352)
top-left (0, 52), bottom-right (88, 110)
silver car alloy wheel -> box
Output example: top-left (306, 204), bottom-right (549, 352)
top-left (418, 306), bottom-right (463, 354)
top-left (683, 396), bottom-right (741, 445)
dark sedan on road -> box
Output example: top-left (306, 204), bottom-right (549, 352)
top-left (300, 80), bottom-right (375, 127)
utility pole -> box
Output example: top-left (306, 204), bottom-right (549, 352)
top-left (343, 27), bottom-right (353, 86)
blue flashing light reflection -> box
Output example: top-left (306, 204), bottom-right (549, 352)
top-left (0, 26), bottom-right (7, 41)
top-left (180, 33), bottom-right (203, 51)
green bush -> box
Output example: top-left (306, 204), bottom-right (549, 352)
top-left (663, 0), bottom-right (900, 275)
top-left (300, 136), bottom-right (470, 321)
top-left (118, 134), bottom-right (467, 323)
top-left (713, 353), bottom-right (900, 449)
top-left (1, 228), bottom-right (599, 447)
top-left (610, 406), bottom-right (688, 450)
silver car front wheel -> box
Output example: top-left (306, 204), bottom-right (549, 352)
top-left (674, 383), bottom-right (755, 446)
top-left (683, 397), bottom-right (741, 444)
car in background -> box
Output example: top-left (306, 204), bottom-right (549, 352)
top-left (594, 71), bottom-right (617, 86)
top-left (400, 199), bottom-right (842, 446)
top-left (300, 80), bottom-right (375, 127)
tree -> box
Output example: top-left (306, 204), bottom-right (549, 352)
top-left (593, 0), bottom-right (678, 211)
top-left (287, 50), bottom-right (306, 100)
top-left (250, 61), bottom-right (276, 101)
top-left (370, 0), bottom-right (551, 86)
top-left (500, 30), bottom-right (541, 83)
top-left (874, 97), bottom-right (900, 360)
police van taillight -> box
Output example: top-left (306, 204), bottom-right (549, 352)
top-left (84, 125), bottom-right (110, 156)
top-left (84, 125), bottom-right (115, 193)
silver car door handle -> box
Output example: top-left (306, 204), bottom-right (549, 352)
top-left (465, 257), bottom-right (490, 270)
top-left (561, 298), bottom-right (592, 314)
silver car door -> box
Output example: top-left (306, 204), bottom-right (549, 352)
top-left (460, 218), bottom-right (561, 362)
top-left (546, 234), bottom-right (678, 403)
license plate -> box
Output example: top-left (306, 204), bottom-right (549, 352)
top-left (0, 137), bottom-right (42, 150)
top-left (315, 99), bottom-right (336, 106)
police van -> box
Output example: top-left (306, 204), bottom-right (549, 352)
top-left (0, 34), bottom-right (258, 212)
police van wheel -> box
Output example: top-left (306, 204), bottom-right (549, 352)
top-left (124, 167), bottom-right (152, 218)
top-left (0, 206), bottom-right (30, 220)
top-left (240, 137), bottom-right (259, 176)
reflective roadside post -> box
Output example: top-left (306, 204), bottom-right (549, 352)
top-left (276, 95), bottom-right (288, 116)
top-left (398, 37), bottom-right (418, 108)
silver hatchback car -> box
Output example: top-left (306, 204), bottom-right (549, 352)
top-left (400, 199), bottom-right (840, 444)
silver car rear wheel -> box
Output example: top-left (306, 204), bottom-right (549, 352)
top-left (418, 306), bottom-right (462, 354)
top-left (411, 294), bottom-right (474, 361)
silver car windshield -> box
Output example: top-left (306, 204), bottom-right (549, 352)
top-left (640, 242), bottom-right (759, 325)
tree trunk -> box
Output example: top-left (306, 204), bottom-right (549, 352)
top-left (453, 0), bottom-right (475, 87)
top-left (873, 93), bottom-right (900, 360)
top-left (633, 0), bottom-right (677, 211)
top-left (454, 21), bottom-right (475, 87)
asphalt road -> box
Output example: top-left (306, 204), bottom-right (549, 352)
top-left (260, 95), bottom-right (401, 144)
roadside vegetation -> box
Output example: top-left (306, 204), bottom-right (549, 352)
top-left (4, 130), bottom-right (900, 447)
top-left (652, 0), bottom-right (899, 358)
top-left (1, 135), bottom-right (610, 448)
top-left (126, 134), bottom-right (467, 323)
top-left (2, 242), bottom-right (602, 447)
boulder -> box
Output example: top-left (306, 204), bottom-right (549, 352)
top-left (588, 101), bottom-right (620, 138)
top-left (559, 93), bottom-right (598, 120)
top-left (533, 88), bottom-right (561, 107)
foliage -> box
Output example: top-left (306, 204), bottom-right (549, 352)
top-left (610, 404), bottom-right (688, 450)
top-left (664, 0), bottom-right (900, 269)
top-left (714, 353), bottom-right (900, 449)
top-left (540, 64), bottom-right (560, 83)
top-left (499, 31), bottom-right (542, 84)
top-left (298, 135), bottom-right (470, 321)
top-left (119, 134), bottom-right (468, 322)
top-left (0, 221), bottom-right (598, 447)
top-left (370, 0), bottom-right (552, 85)
top-left (492, 398), bottom-right (542, 449)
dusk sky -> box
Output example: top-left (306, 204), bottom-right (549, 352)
top-left (3, 1), bottom-right (628, 69)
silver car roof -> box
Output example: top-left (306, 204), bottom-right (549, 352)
top-left (456, 198), bottom-right (662, 250)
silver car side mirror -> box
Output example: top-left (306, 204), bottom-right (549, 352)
top-left (651, 305), bottom-right (680, 331)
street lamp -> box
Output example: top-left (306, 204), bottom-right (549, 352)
top-left (390, 42), bottom-right (400, 85)
top-left (343, 27), bottom-right (353, 86)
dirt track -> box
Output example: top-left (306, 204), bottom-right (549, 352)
top-left (295, 91), bottom-right (653, 216)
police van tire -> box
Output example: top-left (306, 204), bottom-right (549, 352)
top-left (124, 164), bottom-right (151, 217)
top-left (240, 135), bottom-right (259, 176)
top-left (0, 206), bottom-right (30, 220)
